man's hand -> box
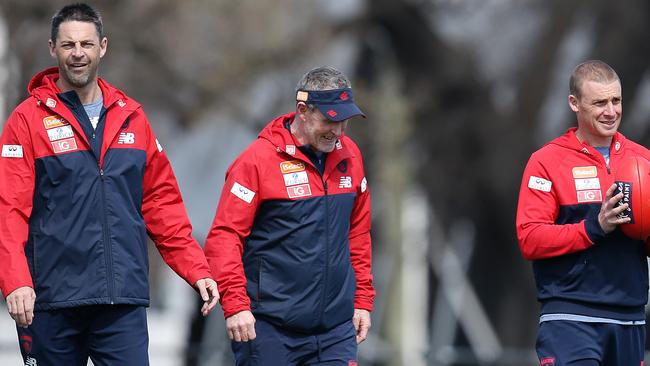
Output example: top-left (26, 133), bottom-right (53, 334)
top-left (599, 183), bottom-right (631, 233)
top-left (6, 287), bottom-right (36, 328)
top-left (226, 310), bottom-right (256, 342)
top-left (352, 308), bottom-right (371, 344)
top-left (194, 278), bottom-right (219, 316)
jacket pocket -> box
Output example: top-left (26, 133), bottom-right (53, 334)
top-left (257, 257), bottom-right (264, 305)
top-left (26, 235), bottom-right (37, 284)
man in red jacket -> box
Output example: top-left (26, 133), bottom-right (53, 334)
top-left (204, 66), bottom-right (375, 365)
top-left (516, 60), bottom-right (650, 365)
top-left (0, 4), bottom-right (218, 365)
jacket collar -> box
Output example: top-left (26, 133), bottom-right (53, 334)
top-left (259, 112), bottom-right (355, 179)
top-left (28, 67), bottom-right (141, 165)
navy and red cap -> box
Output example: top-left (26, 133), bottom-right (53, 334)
top-left (296, 88), bottom-right (366, 122)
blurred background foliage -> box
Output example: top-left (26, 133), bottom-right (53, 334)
top-left (2, 0), bottom-right (650, 365)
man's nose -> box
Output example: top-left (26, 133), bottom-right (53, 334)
top-left (604, 102), bottom-right (616, 116)
top-left (331, 122), bottom-right (346, 136)
top-left (71, 43), bottom-right (84, 57)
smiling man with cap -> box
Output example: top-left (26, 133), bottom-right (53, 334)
top-left (204, 66), bottom-right (375, 365)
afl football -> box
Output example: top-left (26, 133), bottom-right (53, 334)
top-left (614, 156), bottom-right (650, 240)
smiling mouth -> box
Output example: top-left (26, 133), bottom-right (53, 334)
top-left (69, 63), bottom-right (88, 70)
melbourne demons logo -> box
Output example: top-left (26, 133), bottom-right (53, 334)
top-left (20, 335), bottom-right (32, 353)
top-left (540, 357), bottom-right (555, 366)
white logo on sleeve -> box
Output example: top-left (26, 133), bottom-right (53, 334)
top-left (2, 144), bottom-right (24, 158)
top-left (361, 177), bottom-right (368, 193)
top-left (528, 176), bottom-right (552, 192)
top-left (155, 139), bottom-right (163, 152)
top-left (231, 182), bottom-right (256, 204)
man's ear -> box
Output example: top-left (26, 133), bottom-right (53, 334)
top-left (48, 39), bottom-right (56, 58)
top-left (568, 95), bottom-right (580, 113)
top-left (296, 102), bottom-right (308, 121)
top-left (99, 37), bottom-right (108, 58)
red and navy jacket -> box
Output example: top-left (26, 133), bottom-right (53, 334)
top-left (0, 67), bottom-right (211, 310)
top-left (204, 112), bottom-right (375, 333)
top-left (516, 128), bottom-right (650, 320)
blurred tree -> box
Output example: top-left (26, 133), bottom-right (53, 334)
top-left (3, 0), bottom-right (650, 365)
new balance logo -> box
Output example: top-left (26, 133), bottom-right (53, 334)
top-left (25, 356), bottom-right (38, 366)
top-left (118, 132), bottom-right (135, 144)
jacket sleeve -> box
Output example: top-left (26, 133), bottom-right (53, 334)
top-left (349, 162), bottom-right (375, 311)
top-left (140, 111), bottom-right (211, 287)
top-left (0, 110), bottom-right (35, 297)
top-left (516, 154), bottom-right (598, 260)
top-left (204, 154), bottom-right (260, 319)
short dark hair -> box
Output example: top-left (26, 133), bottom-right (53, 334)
top-left (569, 60), bottom-right (619, 99)
top-left (51, 3), bottom-right (104, 42)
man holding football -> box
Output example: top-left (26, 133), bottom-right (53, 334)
top-left (516, 60), bottom-right (650, 365)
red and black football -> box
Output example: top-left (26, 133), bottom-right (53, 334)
top-left (614, 156), bottom-right (650, 240)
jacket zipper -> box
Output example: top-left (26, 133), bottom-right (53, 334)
top-left (277, 145), bottom-right (334, 325)
top-left (99, 167), bottom-right (116, 304)
top-left (318, 175), bottom-right (330, 325)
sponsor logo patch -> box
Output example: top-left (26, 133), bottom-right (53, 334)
top-left (574, 178), bottom-right (600, 190)
top-left (614, 181), bottom-right (633, 222)
top-left (339, 176), bottom-right (352, 188)
top-left (283, 171), bottom-right (309, 186)
top-left (287, 183), bottom-right (312, 199)
top-left (296, 91), bottom-right (309, 102)
top-left (577, 189), bottom-right (602, 203)
top-left (361, 177), bottom-right (367, 193)
top-left (25, 356), bottom-right (38, 366)
top-left (46, 125), bottom-right (74, 141)
top-left (51, 138), bottom-right (78, 154)
top-left (286, 145), bottom-right (296, 155)
top-left (117, 99), bottom-right (126, 108)
top-left (43, 116), bottom-right (68, 129)
top-left (280, 160), bottom-right (305, 174)
top-left (45, 98), bottom-right (56, 108)
top-left (335, 140), bottom-right (343, 150)
top-left (528, 176), bottom-right (552, 192)
top-left (2, 144), bottom-right (23, 158)
top-left (117, 132), bottom-right (135, 144)
top-left (572, 166), bottom-right (597, 178)
top-left (230, 182), bottom-right (255, 204)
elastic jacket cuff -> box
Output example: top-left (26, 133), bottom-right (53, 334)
top-left (584, 211), bottom-right (606, 244)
